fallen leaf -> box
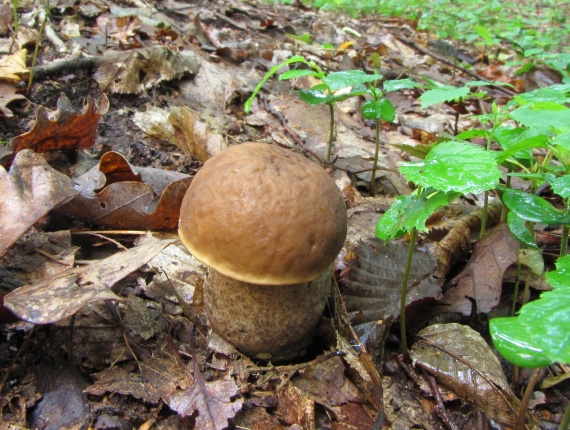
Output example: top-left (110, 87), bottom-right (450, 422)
top-left (411, 323), bottom-right (526, 427)
top-left (56, 151), bottom-right (191, 230)
top-left (169, 372), bottom-right (244, 430)
top-left (343, 239), bottom-right (442, 346)
top-left (0, 82), bottom-right (27, 117)
top-left (93, 46), bottom-right (201, 94)
top-left (0, 49), bottom-right (28, 83)
top-left (3, 236), bottom-right (174, 324)
top-left (10, 94), bottom-right (109, 154)
top-left (442, 223), bottom-right (520, 315)
top-left (0, 150), bottom-right (77, 256)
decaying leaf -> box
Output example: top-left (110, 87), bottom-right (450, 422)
top-left (3, 236), bottom-right (174, 324)
top-left (0, 49), bottom-right (28, 83)
top-left (56, 151), bottom-right (191, 230)
top-left (442, 223), bottom-right (520, 315)
top-left (93, 46), bottom-right (201, 94)
top-left (169, 372), bottom-right (244, 430)
top-left (0, 150), bottom-right (77, 256)
top-left (411, 323), bottom-right (526, 427)
top-left (133, 105), bottom-right (226, 161)
top-left (343, 239), bottom-right (442, 347)
top-left (0, 82), bottom-right (27, 117)
top-left (10, 94), bottom-right (109, 154)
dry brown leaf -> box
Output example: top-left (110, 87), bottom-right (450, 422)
top-left (56, 151), bottom-right (191, 230)
top-left (0, 150), bottom-right (77, 256)
top-left (169, 372), bottom-right (244, 430)
top-left (3, 236), bottom-right (174, 324)
top-left (0, 49), bottom-right (28, 83)
top-left (10, 94), bottom-right (109, 154)
top-left (441, 223), bottom-right (520, 315)
top-left (0, 82), bottom-right (27, 117)
top-left (93, 46), bottom-right (201, 94)
top-left (411, 323), bottom-right (533, 427)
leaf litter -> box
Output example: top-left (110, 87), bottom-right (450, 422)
top-left (0, 0), bottom-right (567, 428)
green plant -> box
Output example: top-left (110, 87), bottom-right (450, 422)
top-left (11, 0), bottom-right (19, 34)
top-left (375, 141), bottom-right (502, 355)
top-left (244, 55), bottom-right (382, 162)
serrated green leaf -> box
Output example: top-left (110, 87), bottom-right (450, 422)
top-left (322, 70), bottom-right (382, 91)
top-left (361, 98), bottom-right (396, 122)
top-left (489, 317), bottom-right (552, 368)
top-left (375, 189), bottom-right (458, 240)
top-left (419, 86), bottom-right (470, 109)
top-left (500, 186), bottom-right (570, 224)
top-left (510, 103), bottom-right (570, 131)
top-left (518, 288), bottom-right (570, 364)
top-left (507, 212), bottom-right (538, 248)
top-left (550, 175), bottom-right (570, 199)
top-left (383, 78), bottom-right (419, 92)
top-left (399, 141), bottom-right (502, 194)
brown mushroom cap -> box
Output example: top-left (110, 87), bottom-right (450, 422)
top-left (179, 142), bottom-right (347, 285)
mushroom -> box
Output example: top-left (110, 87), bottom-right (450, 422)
top-left (178, 142), bottom-right (347, 361)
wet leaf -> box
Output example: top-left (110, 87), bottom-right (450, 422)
top-left (322, 70), bottom-right (382, 91)
top-left (400, 141), bottom-right (502, 195)
top-left (343, 240), bottom-right (442, 346)
top-left (507, 211), bottom-right (538, 248)
top-left (0, 150), bottom-right (77, 256)
top-left (3, 236), bottom-right (174, 324)
top-left (169, 373), bottom-right (243, 430)
top-left (500, 185), bottom-right (570, 224)
top-left (361, 98), bottom-right (395, 122)
top-left (411, 323), bottom-right (521, 427)
top-left (10, 95), bottom-right (109, 154)
top-left (419, 85), bottom-right (470, 109)
top-left (550, 174), bottom-right (570, 199)
top-left (442, 223), bottom-right (520, 315)
top-left (56, 151), bottom-right (191, 230)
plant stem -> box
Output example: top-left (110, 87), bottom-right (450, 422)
top-left (515, 367), bottom-right (544, 430)
top-left (561, 224), bottom-right (569, 257)
top-left (370, 118), bottom-right (381, 197)
top-left (28, 6), bottom-right (48, 92)
top-left (510, 261), bottom-right (522, 316)
top-left (326, 103), bottom-right (335, 162)
top-left (400, 227), bottom-right (418, 359)
top-left (560, 400), bottom-right (570, 430)
top-left (480, 191), bottom-right (489, 239)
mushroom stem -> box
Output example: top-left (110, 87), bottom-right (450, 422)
top-left (204, 267), bottom-right (332, 361)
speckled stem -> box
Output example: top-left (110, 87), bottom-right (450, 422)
top-left (204, 267), bottom-right (332, 361)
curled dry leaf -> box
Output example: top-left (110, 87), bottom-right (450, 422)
top-left (93, 46), bottom-right (201, 94)
top-left (411, 323), bottom-right (529, 427)
top-left (10, 94), bottom-right (109, 154)
top-left (0, 82), bottom-right (27, 117)
top-left (0, 150), bottom-right (77, 256)
top-left (56, 151), bottom-right (191, 230)
top-left (442, 223), bottom-right (520, 315)
top-left (3, 236), bottom-right (174, 324)
top-left (0, 49), bottom-right (28, 83)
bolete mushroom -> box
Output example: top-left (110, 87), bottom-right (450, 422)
top-left (178, 142), bottom-right (347, 361)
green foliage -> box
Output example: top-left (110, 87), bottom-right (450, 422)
top-left (490, 255), bottom-right (570, 367)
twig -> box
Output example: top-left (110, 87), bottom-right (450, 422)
top-left (427, 373), bottom-right (459, 430)
top-left (249, 350), bottom-right (345, 373)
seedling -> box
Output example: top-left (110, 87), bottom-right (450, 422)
top-left (376, 141), bottom-right (502, 355)
top-left (244, 55), bottom-right (382, 161)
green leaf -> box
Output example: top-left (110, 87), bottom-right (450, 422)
top-left (419, 86), bottom-right (470, 109)
top-left (550, 175), bottom-right (570, 199)
top-left (455, 129), bottom-right (489, 140)
top-left (399, 141), bottom-right (502, 194)
top-left (510, 103), bottom-right (570, 131)
top-left (545, 254), bottom-right (570, 289)
top-left (507, 212), bottom-right (538, 248)
top-left (375, 189), bottom-right (459, 240)
top-left (322, 70), bottom-right (382, 91)
top-left (279, 69), bottom-right (321, 80)
top-left (474, 25), bottom-right (495, 44)
top-left (361, 98), bottom-right (396, 122)
top-left (297, 87), bottom-right (334, 105)
top-left (489, 317), bottom-right (552, 368)
top-left (518, 288), bottom-right (570, 364)
top-left (244, 55), bottom-right (310, 113)
top-left (499, 186), bottom-right (570, 224)
top-left (383, 78), bottom-right (420, 92)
